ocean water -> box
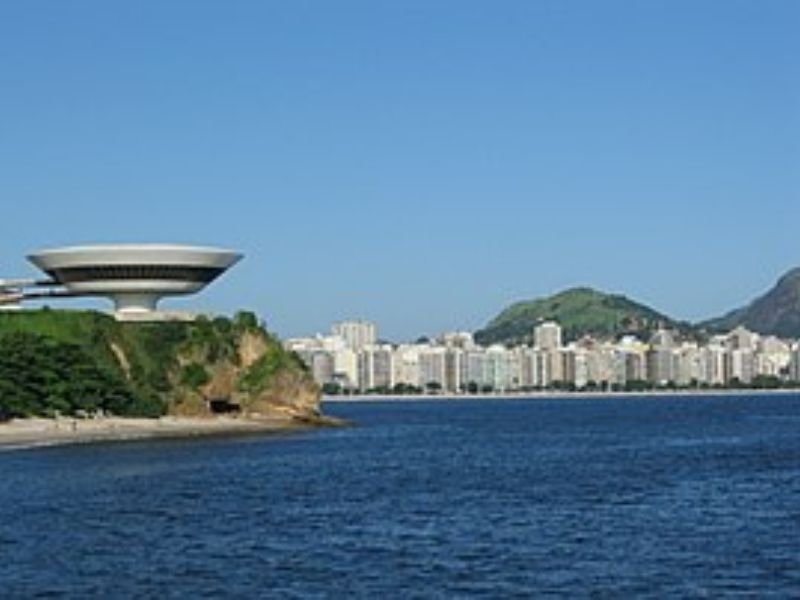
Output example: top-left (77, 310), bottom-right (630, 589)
top-left (1, 395), bottom-right (799, 598)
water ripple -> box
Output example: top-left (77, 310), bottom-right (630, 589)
top-left (1, 394), bottom-right (799, 597)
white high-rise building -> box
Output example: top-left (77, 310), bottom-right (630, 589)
top-left (462, 350), bottom-right (488, 391)
top-left (484, 345), bottom-right (516, 392)
top-left (438, 331), bottom-right (476, 349)
top-left (728, 326), bottom-right (759, 351)
top-left (444, 348), bottom-right (464, 392)
top-left (730, 348), bottom-right (755, 384)
top-left (756, 336), bottom-right (792, 378)
top-left (790, 344), bottom-right (800, 381)
top-left (534, 321), bottom-right (562, 350)
top-left (332, 320), bottom-right (377, 351)
top-left (674, 343), bottom-right (703, 386)
top-left (393, 344), bottom-right (421, 388)
top-left (357, 344), bottom-right (393, 390)
top-left (418, 346), bottom-right (447, 390)
top-left (333, 347), bottom-right (359, 389)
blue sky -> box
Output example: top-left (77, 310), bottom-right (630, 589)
top-left (1, 1), bottom-right (798, 340)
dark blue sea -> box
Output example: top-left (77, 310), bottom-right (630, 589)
top-left (1, 395), bottom-right (799, 598)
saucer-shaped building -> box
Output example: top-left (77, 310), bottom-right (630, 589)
top-left (27, 244), bottom-right (242, 314)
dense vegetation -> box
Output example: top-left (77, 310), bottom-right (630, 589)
top-left (475, 287), bottom-right (692, 346)
top-left (0, 309), bottom-right (311, 421)
top-left (0, 331), bottom-right (150, 420)
top-left (323, 376), bottom-right (800, 397)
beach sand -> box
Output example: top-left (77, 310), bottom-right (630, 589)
top-left (0, 413), bottom-right (342, 451)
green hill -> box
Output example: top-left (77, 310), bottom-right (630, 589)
top-left (475, 287), bottom-right (686, 345)
top-left (700, 268), bottom-right (800, 339)
top-left (0, 309), bottom-right (319, 421)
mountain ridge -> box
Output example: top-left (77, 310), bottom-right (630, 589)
top-left (475, 267), bottom-right (800, 345)
top-left (700, 267), bottom-right (800, 338)
top-left (474, 286), bottom-right (690, 346)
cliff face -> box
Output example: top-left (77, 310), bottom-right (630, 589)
top-left (170, 328), bottom-right (321, 419)
top-left (0, 310), bottom-right (321, 421)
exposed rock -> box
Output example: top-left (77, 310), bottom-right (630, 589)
top-left (0, 309), bottom-right (322, 421)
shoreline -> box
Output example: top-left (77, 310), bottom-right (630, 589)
top-left (6, 389), bottom-right (797, 451)
top-left (0, 414), bottom-right (344, 452)
top-left (323, 388), bottom-right (800, 403)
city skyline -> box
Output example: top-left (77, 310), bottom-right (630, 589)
top-left (295, 265), bottom-right (796, 343)
top-left (287, 318), bottom-right (800, 393)
top-left (2, 1), bottom-right (798, 340)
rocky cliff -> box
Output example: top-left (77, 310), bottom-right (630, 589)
top-left (0, 309), bottom-right (321, 421)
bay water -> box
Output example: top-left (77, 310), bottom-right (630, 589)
top-left (1, 394), bottom-right (798, 597)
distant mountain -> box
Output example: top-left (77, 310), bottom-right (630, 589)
top-left (475, 287), bottom-right (687, 346)
top-left (700, 268), bottom-right (800, 339)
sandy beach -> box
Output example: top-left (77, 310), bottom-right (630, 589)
top-left (0, 414), bottom-right (342, 451)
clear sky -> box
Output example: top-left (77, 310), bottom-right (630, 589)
top-left (1, 1), bottom-right (798, 340)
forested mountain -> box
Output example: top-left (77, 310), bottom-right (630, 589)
top-left (475, 287), bottom-right (690, 346)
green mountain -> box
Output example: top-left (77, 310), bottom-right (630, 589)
top-left (0, 309), bottom-right (319, 421)
top-left (475, 287), bottom-right (686, 346)
top-left (700, 268), bottom-right (800, 339)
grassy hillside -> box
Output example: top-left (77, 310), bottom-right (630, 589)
top-left (0, 309), bottom-right (317, 421)
top-left (475, 287), bottom-right (687, 345)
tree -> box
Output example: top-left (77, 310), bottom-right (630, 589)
top-left (233, 311), bottom-right (260, 332)
top-left (0, 331), bottom-right (145, 419)
top-left (751, 374), bottom-right (781, 389)
top-left (322, 382), bottom-right (341, 395)
top-left (181, 363), bottom-right (210, 390)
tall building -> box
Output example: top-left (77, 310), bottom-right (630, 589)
top-left (393, 345), bottom-right (421, 388)
top-left (756, 336), bottom-right (792, 378)
top-left (674, 343), bottom-right (703, 386)
top-left (625, 352), bottom-right (647, 382)
top-left (790, 345), bottom-right (800, 381)
top-left (357, 344), bottom-right (393, 390)
top-left (730, 348), bottom-right (755, 384)
top-left (439, 331), bottom-right (476, 349)
top-left (534, 321), bottom-right (562, 350)
top-left (647, 329), bottom-right (677, 384)
top-left (419, 346), bottom-right (447, 390)
top-left (461, 350), bottom-right (488, 390)
top-left (728, 326), bottom-right (758, 351)
top-left (517, 347), bottom-right (537, 389)
top-left (534, 349), bottom-right (551, 387)
top-left (332, 320), bottom-right (377, 351)
top-left (333, 347), bottom-right (359, 389)
top-left (307, 351), bottom-right (335, 386)
top-left (702, 343), bottom-right (727, 386)
top-left (485, 345), bottom-right (511, 391)
top-left (444, 348), bottom-right (463, 392)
